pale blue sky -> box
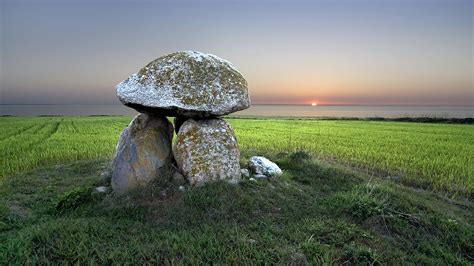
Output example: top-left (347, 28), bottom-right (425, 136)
top-left (1, 0), bottom-right (472, 105)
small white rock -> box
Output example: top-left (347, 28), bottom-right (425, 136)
top-left (254, 174), bottom-right (268, 180)
top-left (94, 186), bottom-right (109, 193)
top-left (178, 186), bottom-right (186, 192)
top-left (240, 168), bottom-right (250, 178)
top-left (247, 239), bottom-right (258, 244)
top-left (249, 178), bottom-right (257, 182)
top-left (248, 156), bottom-right (282, 176)
top-left (100, 170), bottom-right (110, 177)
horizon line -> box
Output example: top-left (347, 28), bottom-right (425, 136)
top-left (1, 103), bottom-right (474, 107)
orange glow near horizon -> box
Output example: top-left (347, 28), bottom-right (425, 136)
top-left (1, 1), bottom-right (473, 106)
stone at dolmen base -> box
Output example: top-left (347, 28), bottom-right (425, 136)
top-left (253, 174), bottom-right (269, 180)
top-left (174, 118), bottom-right (241, 186)
top-left (93, 186), bottom-right (110, 194)
top-left (112, 114), bottom-right (174, 193)
top-left (116, 51), bottom-right (251, 118)
top-left (248, 156), bottom-right (283, 177)
top-left (240, 168), bottom-right (250, 178)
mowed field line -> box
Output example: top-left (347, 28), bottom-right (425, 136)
top-left (0, 121), bottom-right (52, 151)
top-left (0, 123), bottom-right (44, 141)
top-left (0, 117), bottom-right (472, 196)
top-left (0, 118), bottom-right (54, 140)
top-left (0, 119), bottom-right (63, 177)
top-left (45, 119), bottom-right (62, 140)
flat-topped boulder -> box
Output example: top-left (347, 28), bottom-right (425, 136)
top-left (116, 51), bottom-right (250, 118)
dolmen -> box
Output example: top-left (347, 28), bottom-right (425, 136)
top-left (111, 51), bottom-right (250, 193)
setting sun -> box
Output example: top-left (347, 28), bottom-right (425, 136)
top-left (311, 102), bottom-right (317, 106)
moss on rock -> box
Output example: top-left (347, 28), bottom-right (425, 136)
top-left (173, 118), bottom-right (241, 186)
top-left (117, 51), bottom-right (251, 118)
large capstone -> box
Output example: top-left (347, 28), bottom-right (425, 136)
top-left (116, 51), bottom-right (251, 118)
top-left (174, 118), bottom-right (241, 186)
top-left (112, 114), bottom-right (174, 193)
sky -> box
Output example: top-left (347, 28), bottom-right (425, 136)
top-left (1, 0), bottom-right (473, 106)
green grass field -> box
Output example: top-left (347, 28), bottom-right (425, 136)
top-left (1, 116), bottom-right (472, 196)
top-left (1, 116), bottom-right (473, 264)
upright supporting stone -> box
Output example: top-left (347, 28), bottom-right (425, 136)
top-left (174, 118), bottom-right (241, 186)
top-left (112, 114), bottom-right (174, 193)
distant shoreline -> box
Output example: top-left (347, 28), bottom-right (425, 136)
top-left (2, 104), bottom-right (473, 120)
top-left (1, 114), bottom-right (472, 124)
top-left (1, 104), bottom-right (474, 107)
top-left (226, 116), bottom-right (474, 124)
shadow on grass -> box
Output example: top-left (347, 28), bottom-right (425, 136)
top-left (0, 152), bottom-right (473, 264)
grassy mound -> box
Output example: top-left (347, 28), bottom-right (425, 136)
top-left (0, 151), bottom-right (472, 264)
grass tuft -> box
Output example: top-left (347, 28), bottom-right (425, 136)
top-left (55, 187), bottom-right (94, 213)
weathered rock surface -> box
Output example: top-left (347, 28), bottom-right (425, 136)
top-left (172, 171), bottom-right (187, 186)
top-left (248, 156), bottom-right (282, 177)
top-left (240, 168), bottom-right (250, 178)
top-left (253, 174), bottom-right (269, 180)
top-left (174, 118), bottom-right (241, 186)
top-left (116, 51), bottom-right (250, 118)
top-left (112, 114), bottom-right (174, 193)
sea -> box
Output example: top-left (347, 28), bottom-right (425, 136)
top-left (1, 104), bottom-right (473, 118)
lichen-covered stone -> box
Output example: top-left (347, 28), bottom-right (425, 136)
top-left (248, 156), bottom-right (282, 177)
top-left (117, 51), bottom-right (251, 118)
top-left (174, 118), bottom-right (241, 186)
top-left (112, 114), bottom-right (174, 193)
